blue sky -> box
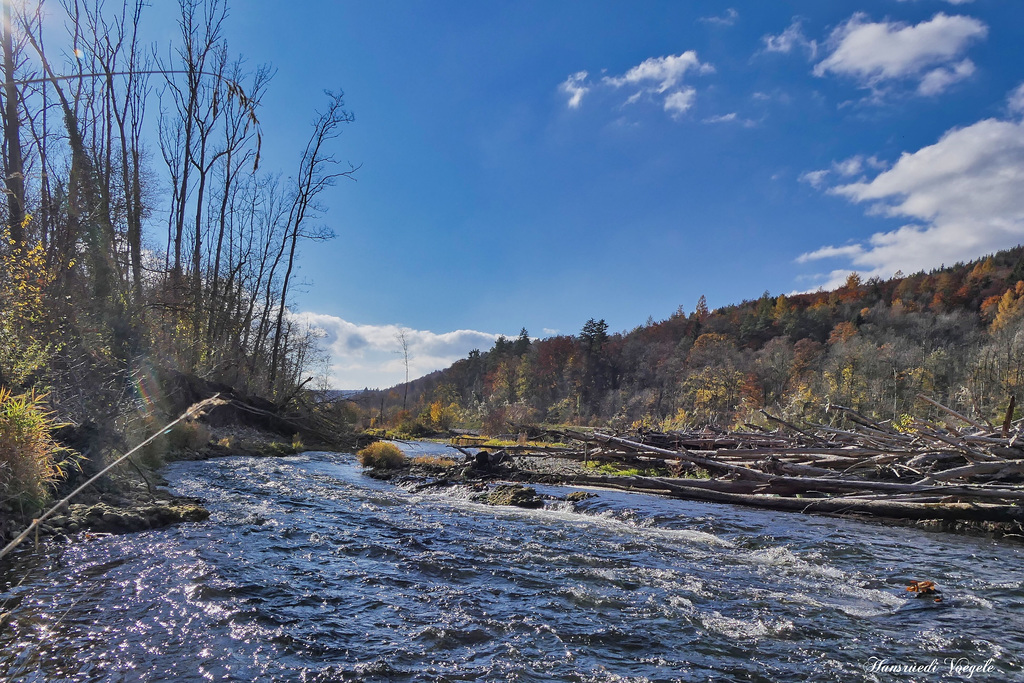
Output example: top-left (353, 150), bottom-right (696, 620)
top-left (152, 1), bottom-right (1024, 388)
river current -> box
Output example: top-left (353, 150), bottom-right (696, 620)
top-left (2, 443), bottom-right (1023, 682)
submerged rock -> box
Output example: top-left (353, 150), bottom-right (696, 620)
top-left (485, 484), bottom-right (544, 509)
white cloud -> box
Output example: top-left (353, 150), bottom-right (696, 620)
top-left (833, 154), bottom-right (888, 177)
top-left (799, 156), bottom-right (888, 190)
top-left (813, 12), bottom-right (987, 95)
top-left (1008, 83), bottom-right (1024, 116)
top-left (897, 0), bottom-right (974, 4)
top-left (703, 111), bottom-right (763, 128)
top-left (559, 71), bottom-right (590, 109)
top-left (703, 112), bottom-right (737, 124)
top-left (293, 312), bottom-right (502, 389)
top-left (832, 156), bottom-right (863, 177)
top-left (562, 51), bottom-right (712, 121)
top-left (796, 244), bottom-right (865, 264)
top-left (664, 88), bottom-right (697, 117)
top-left (917, 58), bottom-right (975, 96)
top-left (701, 8), bottom-right (738, 27)
top-left (762, 19), bottom-right (817, 57)
top-left (798, 107), bottom-right (1024, 289)
top-left (799, 169), bottom-right (830, 188)
top-left (603, 52), bottom-right (712, 93)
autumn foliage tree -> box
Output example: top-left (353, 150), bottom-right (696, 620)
top-left (366, 246), bottom-right (1024, 433)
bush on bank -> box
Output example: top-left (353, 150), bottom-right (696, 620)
top-left (357, 442), bottom-right (407, 469)
top-left (0, 389), bottom-right (75, 516)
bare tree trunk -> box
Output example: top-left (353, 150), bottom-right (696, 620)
top-left (207, 62), bottom-right (267, 346)
top-left (397, 328), bottom-right (409, 409)
top-left (91, 0), bottom-right (150, 303)
top-left (20, 14), bottom-right (118, 302)
top-left (2, 2), bottom-right (26, 243)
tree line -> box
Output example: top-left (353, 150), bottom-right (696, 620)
top-left (361, 246), bottom-right (1024, 435)
top-left (0, 0), bottom-right (354, 430)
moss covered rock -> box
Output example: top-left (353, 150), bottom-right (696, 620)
top-left (59, 501), bottom-right (209, 534)
top-left (485, 484), bottom-right (544, 509)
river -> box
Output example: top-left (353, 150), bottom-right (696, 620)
top-left (2, 443), bottom-right (1022, 681)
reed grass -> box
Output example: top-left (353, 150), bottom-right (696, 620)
top-left (0, 388), bottom-right (73, 516)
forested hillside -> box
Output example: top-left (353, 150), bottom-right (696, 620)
top-left (361, 246), bottom-right (1024, 435)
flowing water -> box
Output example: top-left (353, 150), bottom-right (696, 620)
top-left (2, 443), bottom-right (1023, 682)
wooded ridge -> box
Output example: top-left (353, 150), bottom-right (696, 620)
top-left (361, 245), bottom-right (1024, 440)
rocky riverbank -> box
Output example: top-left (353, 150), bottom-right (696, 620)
top-left (22, 499), bottom-right (211, 539)
top-left (1, 424), bottom-right (306, 548)
top-left (362, 447), bottom-right (1024, 540)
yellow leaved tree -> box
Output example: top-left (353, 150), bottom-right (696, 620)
top-left (0, 217), bottom-right (63, 388)
top-left (991, 282), bottom-right (1024, 332)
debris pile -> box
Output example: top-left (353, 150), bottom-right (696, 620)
top-left (529, 397), bottom-right (1024, 530)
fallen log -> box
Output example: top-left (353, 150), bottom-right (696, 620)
top-left (549, 411), bottom-right (1024, 514)
top-left (913, 430), bottom-right (1002, 463)
top-left (759, 410), bottom-right (826, 444)
top-left (563, 474), bottom-right (1024, 524)
top-left (584, 432), bottom-right (774, 482)
top-left (555, 433), bottom-right (1024, 502)
top-left (916, 394), bottom-right (990, 431)
top-left (916, 461), bottom-right (1024, 484)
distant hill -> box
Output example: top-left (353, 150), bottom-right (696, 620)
top-left (315, 389), bottom-right (363, 400)
top-left (352, 244), bottom-right (1024, 435)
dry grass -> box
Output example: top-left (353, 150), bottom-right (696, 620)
top-left (167, 420), bottom-right (212, 451)
top-left (133, 414), bottom-right (168, 468)
top-left (0, 389), bottom-right (73, 514)
top-left (411, 455), bottom-right (458, 467)
top-left (357, 442), bottom-right (408, 469)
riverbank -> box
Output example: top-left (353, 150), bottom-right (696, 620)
top-left (10, 426), bottom-right (1022, 552)
top-left (365, 448), bottom-right (1024, 540)
top-left (1, 360), bottom-right (361, 554)
top-left (0, 423), bottom-right (307, 547)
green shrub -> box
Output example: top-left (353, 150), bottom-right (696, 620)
top-left (0, 389), bottom-right (73, 514)
top-left (259, 441), bottom-right (298, 457)
top-left (357, 442), bottom-right (408, 469)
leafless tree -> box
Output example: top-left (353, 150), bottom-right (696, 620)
top-left (268, 90), bottom-right (356, 390)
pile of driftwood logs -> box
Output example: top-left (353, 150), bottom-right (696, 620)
top-left (512, 396), bottom-right (1024, 531)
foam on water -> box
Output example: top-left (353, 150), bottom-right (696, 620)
top-left (698, 610), bottom-right (796, 640)
top-left (744, 545), bottom-right (848, 580)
